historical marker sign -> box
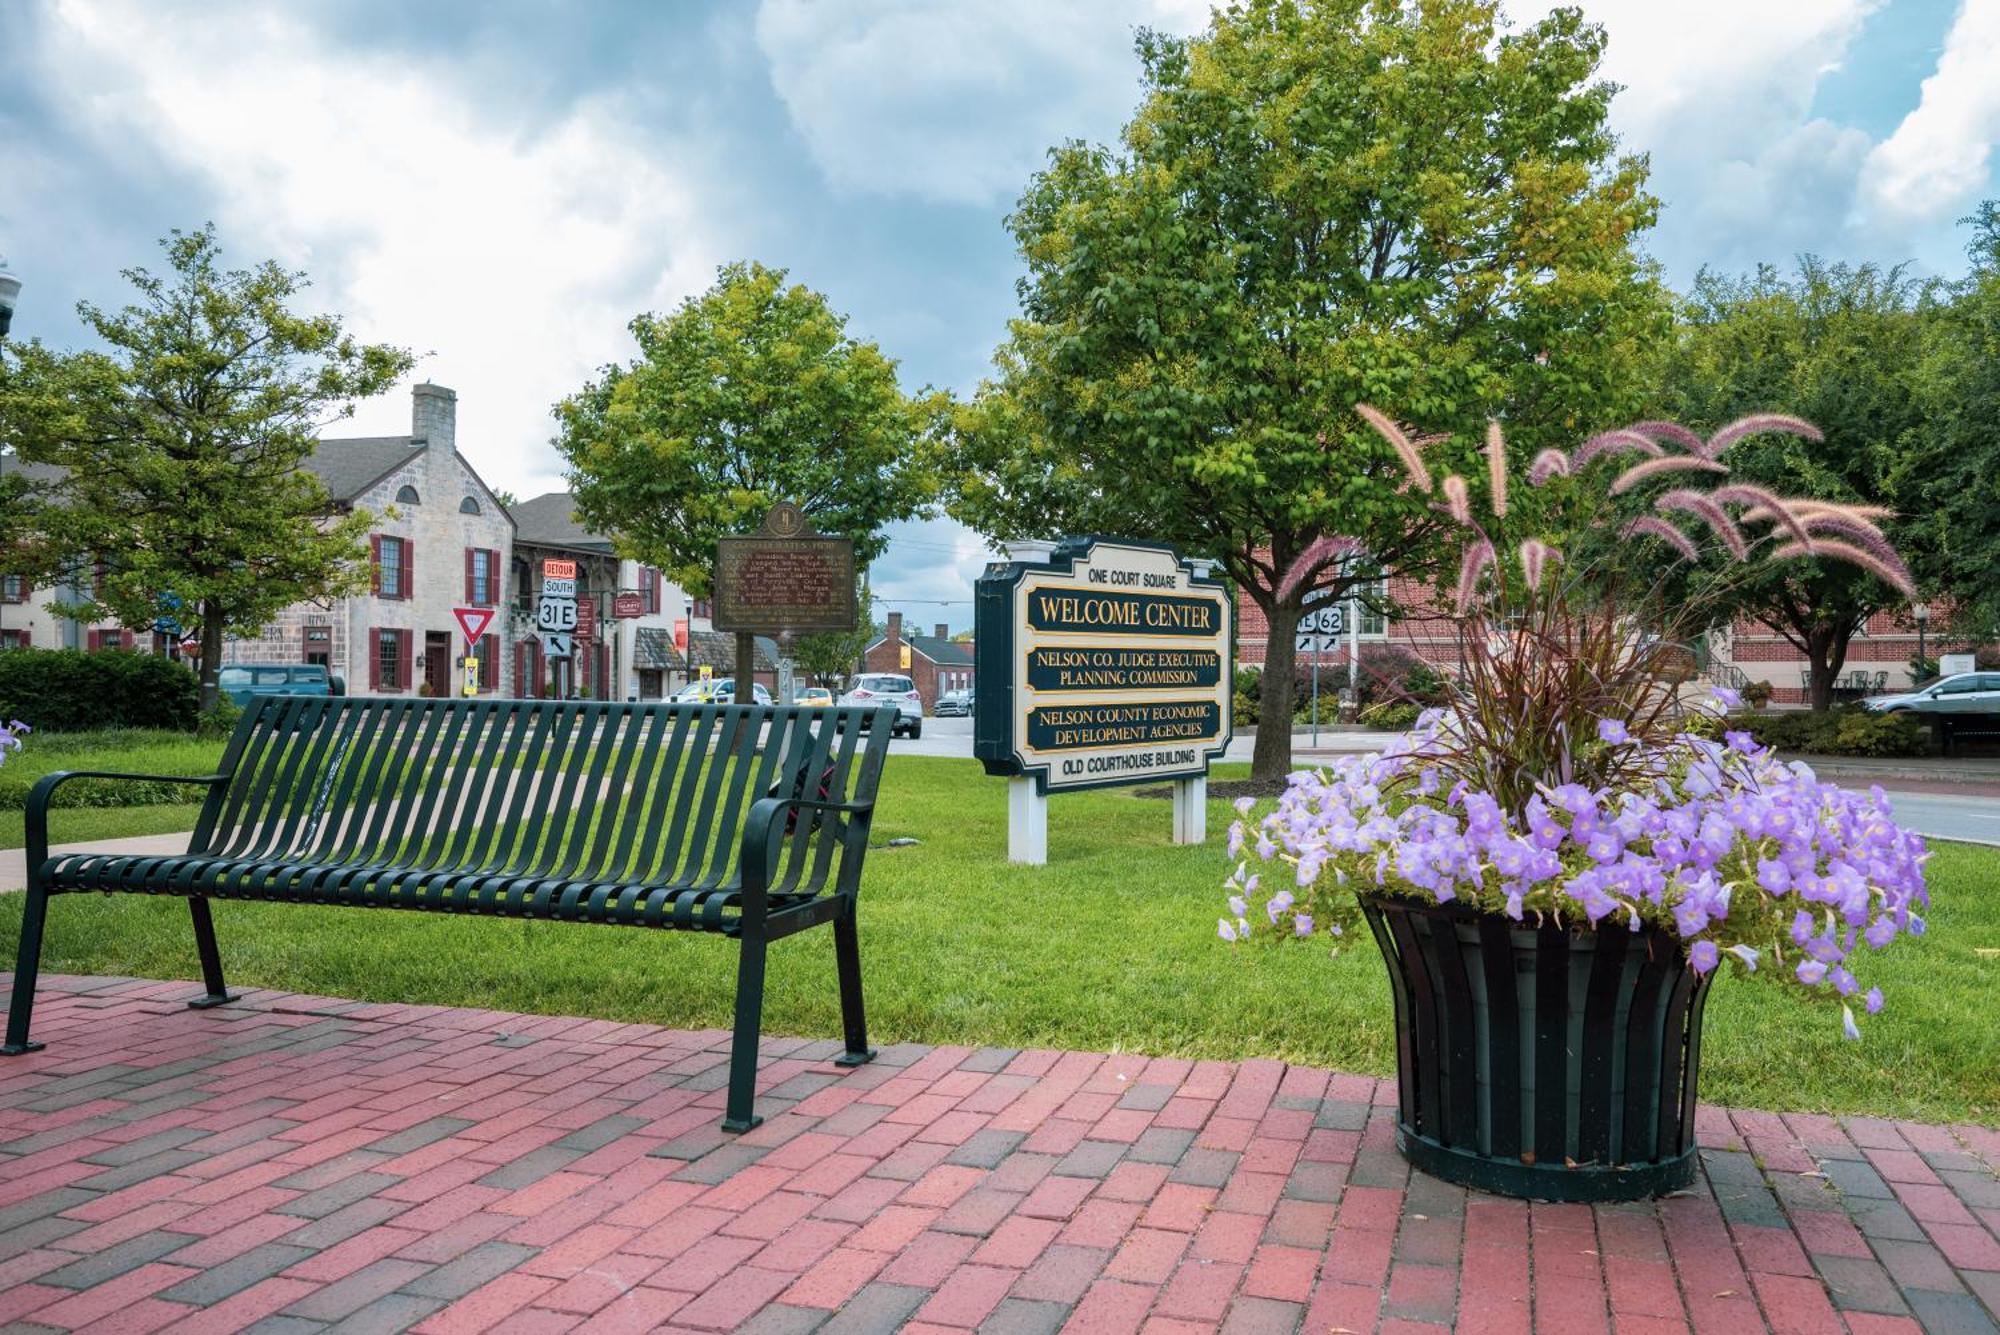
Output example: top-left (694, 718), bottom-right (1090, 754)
top-left (975, 538), bottom-right (1232, 795)
top-left (714, 502), bottom-right (857, 634)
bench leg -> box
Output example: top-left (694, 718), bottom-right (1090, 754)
top-left (722, 933), bottom-right (768, 1133)
top-left (833, 910), bottom-right (875, 1068)
top-left (186, 898), bottom-right (236, 1010)
top-left (3, 885), bottom-right (50, 1055)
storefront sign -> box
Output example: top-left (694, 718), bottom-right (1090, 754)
top-left (976, 538), bottom-right (1232, 795)
top-left (613, 592), bottom-right (645, 619)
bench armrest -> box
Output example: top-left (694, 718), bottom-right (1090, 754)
top-left (738, 794), bottom-right (875, 923)
top-left (26, 770), bottom-right (231, 876)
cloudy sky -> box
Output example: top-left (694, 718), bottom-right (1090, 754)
top-left (3, 0), bottom-right (1996, 630)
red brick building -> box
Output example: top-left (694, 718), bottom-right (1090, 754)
top-left (862, 612), bottom-right (974, 714)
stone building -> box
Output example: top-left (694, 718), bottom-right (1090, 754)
top-left (221, 383), bottom-right (518, 696)
top-left (861, 612), bottom-right (973, 713)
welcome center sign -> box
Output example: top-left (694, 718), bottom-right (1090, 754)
top-left (975, 537), bottom-right (1233, 794)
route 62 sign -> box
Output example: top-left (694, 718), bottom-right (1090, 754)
top-left (1295, 588), bottom-right (1344, 652)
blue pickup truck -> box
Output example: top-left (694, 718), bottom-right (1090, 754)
top-left (216, 664), bottom-right (345, 708)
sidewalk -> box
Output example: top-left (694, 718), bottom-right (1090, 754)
top-left (2, 974), bottom-right (1995, 1333)
top-left (0, 833), bottom-right (192, 894)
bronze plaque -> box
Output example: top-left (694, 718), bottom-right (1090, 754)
top-left (713, 505), bottom-right (857, 633)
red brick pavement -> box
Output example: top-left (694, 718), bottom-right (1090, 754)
top-left (1, 974), bottom-right (1996, 1334)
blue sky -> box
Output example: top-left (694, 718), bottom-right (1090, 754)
top-left (3, 0), bottom-right (1996, 630)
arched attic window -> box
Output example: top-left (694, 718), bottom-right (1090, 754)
top-left (459, 496), bottom-right (482, 515)
top-left (395, 485), bottom-right (421, 504)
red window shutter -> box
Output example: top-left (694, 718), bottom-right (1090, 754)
top-left (464, 547), bottom-right (474, 604)
top-left (528, 639), bottom-right (543, 698)
top-left (370, 535), bottom-right (382, 595)
top-left (122, 631), bottom-right (136, 650)
top-left (490, 550), bottom-right (501, 606)
top-left (368, 629), bottom-right (382, 691)
top-left (401, 539), bottom-right (414, 600)
top-left (481, 633), bottom-right (497, 689)
top-left (86, 629), bottom-right (100, 652)
top-left (398, 628), bottom-right (413, 687)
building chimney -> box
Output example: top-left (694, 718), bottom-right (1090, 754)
top-left (935, 623), bottom-right (949, 640)
top-left (411, 382), bottom-right (457, 454)
top-left (886, 611), bottom-right (902, 647)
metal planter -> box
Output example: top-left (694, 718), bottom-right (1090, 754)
top-left (1360, 894), bottom-right (1714, 1202)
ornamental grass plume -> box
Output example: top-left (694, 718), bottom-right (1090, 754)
top-left (1221, 406), bottom-right (1928, 1038)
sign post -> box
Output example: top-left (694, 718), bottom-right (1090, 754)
top-left (1297, 591), bottom-right (1344, 746)
top-left (451, 606), bottom-right (496, 698)
top-left (975, 537), bottom-right (1233, 864)
top-left (536, 560), bottom-right (577, 697)
top-left (714, 503), bottom-right (856, 705)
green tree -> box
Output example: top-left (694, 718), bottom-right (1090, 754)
top-left (790, 581), bottom-right (880, 685)
top-left (948, 0), bottom-right (1663, 781)
top-left (1652, 259), bottom-right (1934, 711)
top-left (553, 261), bottom-right (942, 622)
top-left (0, 225), bottom-right (412, 715)
top-left (1900, 203), bottom-right (2000, 641)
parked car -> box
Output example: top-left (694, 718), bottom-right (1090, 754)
top-left (1862, 671), bottom-right (2000, 718)
top-left (798, 687), bottom-right (835, 707)
top-left (673, 678), bottom-right (773, 705)
top-left (935, 688), bottom-right (974, 717)
top-left (839, 673), bottom-right (923, 738)
top-left (217, 663), bottom-right (341, 708)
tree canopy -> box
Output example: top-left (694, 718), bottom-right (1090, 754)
top-left (553, 262), bottom-right (943, 600)
top-left (1651, 258), bottom-right (1935, 709)
top-left (948, 0), bottom-right (1664, 779)
top-left (0, 225), bottom-right (412, 713)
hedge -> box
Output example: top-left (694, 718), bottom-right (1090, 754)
top-left (1720, 707), bottom-right (1927, 758)
top-left (0, 649), bottom-right (200, 733)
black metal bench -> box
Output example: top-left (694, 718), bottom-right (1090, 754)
top-left (4, 697), bottom-right (896, 1132)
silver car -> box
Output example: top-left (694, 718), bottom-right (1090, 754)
top-left (840, 673), bottom-right (923, 738)
top-left (1862, 671), bottom-right (2000, 717)
top-left (935, 688), bottom-right (974, 717)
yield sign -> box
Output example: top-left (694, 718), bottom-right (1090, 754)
top-left (453, 606), bottom-right (496, 646)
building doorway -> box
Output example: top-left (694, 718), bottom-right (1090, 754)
top-left (424, 631), bottom-right (452, 697)
top-left (302, 624), bottom-right (332, 669)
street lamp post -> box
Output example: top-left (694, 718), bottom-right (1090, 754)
top-left (0, 254), bottom-right (21, 338)
top-left (1913, 603), bottom-right (1930, 678)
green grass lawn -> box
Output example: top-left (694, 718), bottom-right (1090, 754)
top-left (1, 750), bottom-right (1995, 1124)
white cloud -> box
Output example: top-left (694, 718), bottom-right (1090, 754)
top-left (34, 0), bottom-right (724, 496)
top-left (1862, 0), bottom-right (2000, 225)
top-left (753, 0), bottom-right (1212, 206)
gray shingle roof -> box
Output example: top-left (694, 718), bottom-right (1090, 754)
top-left (511, 492), bottom-right (614, 551)
top-left (632, 626), bottom-right (685, 670)
top-left (686, 630), bottom-right (780, 673)
top-left (303, 436), bottom-right (422, 502)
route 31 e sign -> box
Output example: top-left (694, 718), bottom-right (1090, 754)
top-left (975, 538), bottom-right (1233, 796)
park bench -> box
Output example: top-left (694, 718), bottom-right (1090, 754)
top-left (4, 696), bottom-right (896, 1132)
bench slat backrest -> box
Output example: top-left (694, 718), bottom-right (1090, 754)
top-left (190, 699), bottom-right (894, 898)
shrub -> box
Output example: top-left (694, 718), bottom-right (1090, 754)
top-left (1359, 701), bottom-right (1422, 731)
top-left (1293, 643), bottom-right (1442, 707)
top-left (1743, 680), bottom-right (1773, 709)
top-left (0, 649), bottom-right (199, 733)
top-left (1235, 665), bottom-right (1262, 706)
top-left (197, 696), bottom-right (243, 741)
top-left (1719, 707), bottom-right (1925, 757)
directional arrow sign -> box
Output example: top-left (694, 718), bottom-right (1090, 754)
top-left (453, 606), bottom-right (496, 645)
top-left (540, 631), bottom-right (574, 660)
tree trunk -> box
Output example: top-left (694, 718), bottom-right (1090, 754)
top-left (1804, 626), bottom-right (1850, 713)
top-left (198, 600), bottom-right (224, 717)
top-left (1251, 598), bottom-right (1302, 783)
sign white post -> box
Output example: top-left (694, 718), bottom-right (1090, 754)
top-left (1008, 776), bottom-right (1047, 865)
top-left (1172, 775), bottom-right (1206, 844)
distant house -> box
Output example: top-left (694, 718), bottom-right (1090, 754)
top-left (861, 612), bottom-right (974, 713)
top-left (508, 492), bottom-right (700, 700)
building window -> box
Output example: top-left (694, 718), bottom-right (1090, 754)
top-left (377, 629), bottom-right (403, 690)
top-left (396, 485), bottom-right (421, 505)
top-left (1, 574), bottom-right (25, 603)
top-left (459, 495), bottom-right (482, 515)
top-left (373, 535), bottom-right (411, 599)
top-left (693, 597), bottom-right (713, 620)
top-left (466, 547), bottom-right (496, 606)
top-left (0, 629), bottom-right (28, 650)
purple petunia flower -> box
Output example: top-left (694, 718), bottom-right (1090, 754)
top-left (1865, 987), bottom-right (1884, 1014)
top-left (1597, 718), bottom-right (1631, 745)
top-left (1294, 914), bottom-right (1314, 937)
top-left (1217, 919), bottom-right (1237, 942)
top-left (1689, 940), bottom-right (1719, 973)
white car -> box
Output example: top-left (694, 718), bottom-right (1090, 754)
top-left (674, 678), bottom-right (772, 705)
top-left (840, 673), bottom-right (923, 738)
top-left (1862, 671), bottom-right (2000, 718)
